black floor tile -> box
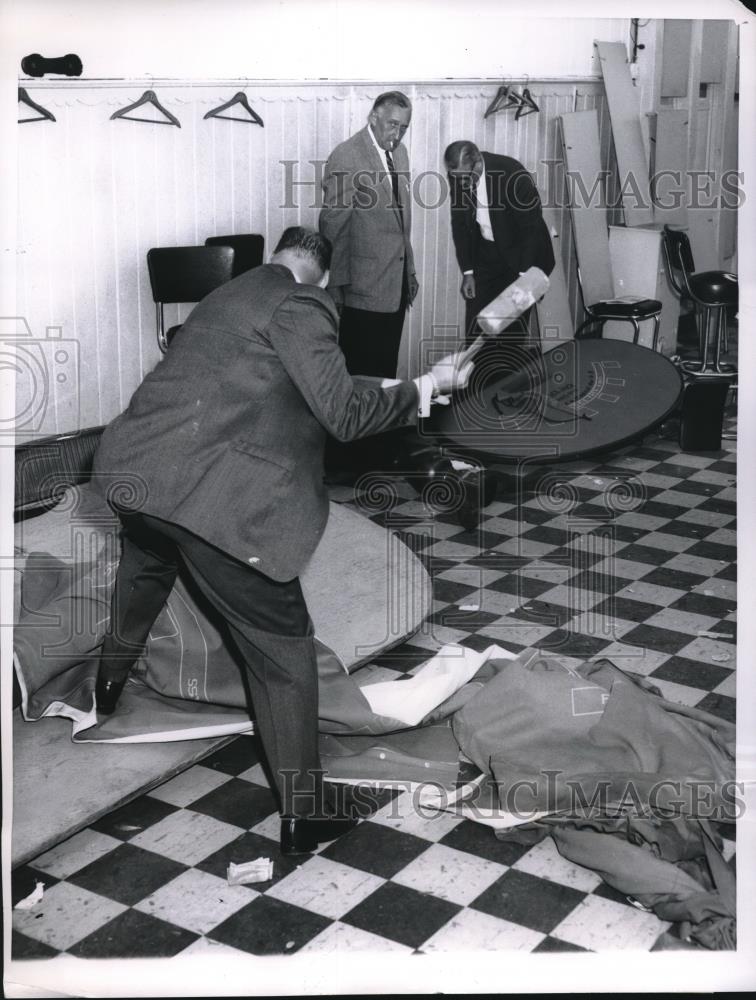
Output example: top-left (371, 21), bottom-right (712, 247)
top-left (445, 527), bottom-right (516, 553)
top-left (11, 931), bottom-right (59, 960)
top-left (668, 591), bottom-right (735, 618)
top-left (438, 821), bottom-right (533, 865)
top-left (714, 562), bottom-right (737, 581)
top-left (695, 692), bottom-right (736, 725)
top-left (11, 865), bottom-right (59, 907)
top-left (196, 830), bottom-right (305, 889)
top-left (613, 543), bottom-right (673, 567)
top-left (470, 868), bottom-right (584, 934)
top-left (650, 657), bottom-right (731, 692)
top-left (341, 880), bottom-right (461, 949)
top-left (190, 778), bottom-right (278, 829)
top-left (508, 600), bottom-right (573, 629)
top-left (638, 500), bottom-right (690, 519)
top-left (593, 595), bottom-right (663, 623)
top-left (639, 567), bottom-right (707, 591)
top-left (655, 519), bottom-right (713, 541)
top-left (684, 540), bottom-right (736, 562)
top-left (319, 820), bottom-right (430, 879)
top-left (519, 525), bottom-right (571, 547)
top-left (371, 644), bottom-right (436, 671)
top-left (533, 629), bottom-right (612, 657)
top-left (669, 479), bottom-right (719, 497)
top-left (431, 577), bottom-right (481, 604)
top-left (68, 908), bottom-right (198, 958)
top-left (517, 505), bottom-right (563, 526)
top-left (591, 880), bottom-right (638, 906)
top-left (533, 934), bottom-right (591, 953)
top-left (89, 794), bottom-right (179, 842)
top-left (697, 498), bottom-right (736, 516)
top-left (610, 524), bottom-right (648, 544)
top-left (487, 574), bottom-right (559, 599)
top-left (465, 553), bottom-right (530, 571)
top-left (620, 623), bottom-right (694, 655)
top-left (569, 569), bottom-right (634, 595)
top-left (68, 843), bottom-right (188, 906)
top-left (201, 736), bottom-right (262, 775)
top-left (209, 895), bottom-right (331, 955)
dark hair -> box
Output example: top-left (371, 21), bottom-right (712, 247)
top-left (371, 90), bottom-right (411, 113)
top-left (273, 226), bottom-right (332, 272)
top-left (444, 140), bottom-right (480, 169)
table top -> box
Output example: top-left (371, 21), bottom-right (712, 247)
top-left (425, 339), bottom-right (683, 464)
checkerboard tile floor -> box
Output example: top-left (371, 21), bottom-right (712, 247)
top-left (12, 401), bottom-right (737, 960)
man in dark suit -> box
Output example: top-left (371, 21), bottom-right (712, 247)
top-left (92, 227), bottom-right (466, 855)
top-left (445, 140), bottom-right (554, 348)
top-left (320, 91), bottom-right (417, 378)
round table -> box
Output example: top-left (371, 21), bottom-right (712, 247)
top-left (425, 338), bottom-right (683, 464)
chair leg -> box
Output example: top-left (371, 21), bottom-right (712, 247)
top-left (629, 318), bottom-right (640, 345)
top-left (651, 314), bottom-right (661, 353)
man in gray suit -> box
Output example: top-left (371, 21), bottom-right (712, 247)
top-left (92, 227), bottom-right (466, 856)
top-left (320, 91), bottom-right (417, 378)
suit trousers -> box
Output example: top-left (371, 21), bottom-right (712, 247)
top-left (99, 510), bottom-right (322, 818)
top-left (338, 280), bottom-right (409, 379)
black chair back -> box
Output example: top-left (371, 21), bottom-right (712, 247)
top-left (662, 225), bottom-right (697, 297)
top-left (147, 245), bottom-right (235, 304)
top-left (205, 234), bottom-right (265, 277)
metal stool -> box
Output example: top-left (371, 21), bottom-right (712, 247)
top-left (662, 225), bottom-right (738, 376)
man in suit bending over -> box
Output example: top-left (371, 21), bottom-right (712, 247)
top-left (445, 140), bottom-right (554, 348)
top-left (320, 91), bottom-right (418, 378)
top-left (92, 227), bottom-right (467, 856)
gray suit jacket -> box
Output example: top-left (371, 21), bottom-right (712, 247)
top-left (319, 126), bottom-right (415, 313)
top-left (92, 264), bottom-right (419, 581)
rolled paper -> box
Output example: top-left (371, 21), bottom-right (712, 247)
top-left (476, 266), bottom-right (550, 336)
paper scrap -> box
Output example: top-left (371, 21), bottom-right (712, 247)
top-left (711, 653), bottom-right (732, 663)
top-left (696, 630), bottom-right (729, 639)
top-left (227, 858), bottom-right (274, 885)
top-left (361, 643), bottom-right (517, 727)
top-left (458, 604), bottom-right (479, 612)
top-left (15, 881), bottom-right (44, 910)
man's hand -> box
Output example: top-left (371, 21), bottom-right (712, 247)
top-left (461, 274), bottom-right (476, 301)
top-left (408, 274), bottom-right (420, 306)
top-left (429, 352), bottom-right (474, 396)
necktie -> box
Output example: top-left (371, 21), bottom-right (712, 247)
top-left (385, 149), bottom-right (402, 218)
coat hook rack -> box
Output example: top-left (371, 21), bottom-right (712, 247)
top-left (204, 92), bottom-right (264, 126)
top-left (18, 87), bottom-right (56, 124)
top-left (110, 90), bottom-right (180, 127)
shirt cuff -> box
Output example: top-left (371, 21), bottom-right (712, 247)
top-left (412, 374), bottom-right (437, 418)
top-left (463, 269), bottom-right (474, 275)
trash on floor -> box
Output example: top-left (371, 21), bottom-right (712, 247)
top-left (14, 881), bottom-right (44, 910)
top-left (226, 858), bottom-right (274, 885)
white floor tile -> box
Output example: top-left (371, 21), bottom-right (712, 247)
top-left (512, 836), bottom-right (602, 892)
top-left (639, 531), bottom-right (697, 554)
top-left (300, 920), bottom-right (413, 953)
top-left (615, 582), bottom-right (686, 607)
top-left (236, 763), bottom-right (271, 787)
top-left (422, 907), bottom-right (544, 952)
top-left (675, 636), bottom-right (735, 667)
top-left (130, 810), bottom-right (242, 866)
top-left (266, 855), bottom-right (385, 919)
top-left (32, 828), bottom-right (122, 880)
top-left (148, 765), bottom-right (233, 808)
top-left (135, 869), bottom-right (258, 934)
top-left (645, 608), bottom-right (719, 635)
top-left (664, 553), bottom-right (730, 579)
top-left (12, 882), bottom-right (125, 951)
top-left (551, 894), bottom-right (668, 950)
top-left (392, 843), bottom-right (507, 906)
top-left (368, 791), bottom-right (464, 842)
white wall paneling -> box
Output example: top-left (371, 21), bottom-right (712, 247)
top-left (17, 79), bottom-right (618, 433)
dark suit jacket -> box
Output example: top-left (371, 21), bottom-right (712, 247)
top-left (449, 151), bottom-right (554, 280)
top-left (92, 264), bottom-right (419, 581)
top-left (319, 126), bottom-right (415, 312)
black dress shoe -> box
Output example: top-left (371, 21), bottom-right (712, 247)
top-left (280, 814), bottom-right (358, 856)
top-left (95, 674), bottom-right (128, 715)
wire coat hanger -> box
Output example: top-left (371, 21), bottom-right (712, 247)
top-left (18, 87), bottom-right (56, 123)
top-left (204, 92), bottom-right (264, 126)
top-left (110, 90), bottom-right (181, 127)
